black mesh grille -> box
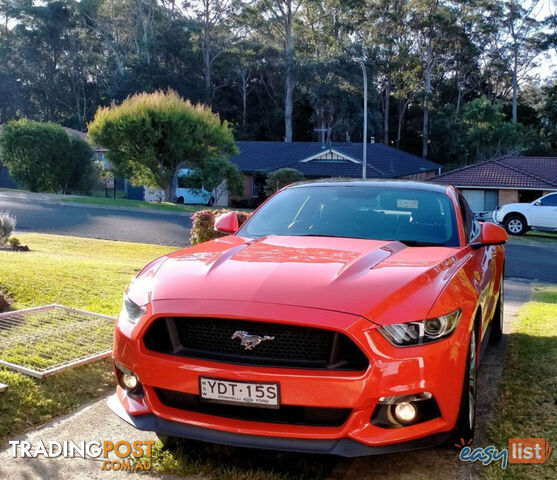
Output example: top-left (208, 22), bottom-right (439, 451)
top-left (154, 387), bottom-right (351, 427)
top-left (143, 317), bottom-right (368, 370)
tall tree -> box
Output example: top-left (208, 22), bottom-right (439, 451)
top-left (189, 0), bottom-right (241, 104)
top-left (243, 0), bottom-right (304, 142)
top-left (489, 1), bottom-right (546, 123)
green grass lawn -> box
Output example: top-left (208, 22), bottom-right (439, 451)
top-left (0, 233), bottom-right (176, 442)
top-left (58, 195), bottom-right (214, 213)
top-left (483, 285), bottom-right (557, 480)
top-left (138, 439), bottom-right (336, 480)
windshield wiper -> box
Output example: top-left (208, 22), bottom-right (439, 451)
top-left (295, 234), bottom-right (345, 238)
top-left (397, 239), bottom-right (442, 247)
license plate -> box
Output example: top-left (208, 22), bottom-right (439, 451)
top-left (199, 377), bottom-right (280, 409)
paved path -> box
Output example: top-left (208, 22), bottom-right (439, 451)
top-left (0, 398), bottom-right (199, 480)
top-left (0, 196), bottom-right (190, 246)
top-left (505, 238), bottom-right (557, 283)
top-left (333, 279), bottom-right (532, 480)
top-left (0, 281), bottom-right (531, 480)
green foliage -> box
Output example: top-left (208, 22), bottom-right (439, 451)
top-left (264, 168), bottom-right (304, 196)
top-left (190, 209), bottom-right (251, 246)
top-left (194, 156), bottom-right (244, 204)
top-left (0, 0), bottom-right (553, 167)
top-left (7, 236), bottom-right (20, 250)
top-left (0, 211), bottom-right (16, 246)
top-left (433, 97), bottom-right (539, 164)
top-left (540, 83), bottom-right (557, 149)
top-left (88, 90), bottom-right (238, 201)
top-left (0, 119), bottom-right (98, 194)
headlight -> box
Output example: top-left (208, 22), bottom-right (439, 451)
top-left (118, 294), bottom-right (145, 325)
top-left (378, 309), bottom-right (461, 346)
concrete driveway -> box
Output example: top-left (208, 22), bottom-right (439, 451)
top-left (0, 280), bottom-right (531, 480)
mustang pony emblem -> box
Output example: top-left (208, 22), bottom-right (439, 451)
top-left (231, 331), bottom-right (275, 350)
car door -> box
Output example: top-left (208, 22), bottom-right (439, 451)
top-left (459, 194), bottom-right (500, 346)
top-left (529, 193), bottom-right (557, 229)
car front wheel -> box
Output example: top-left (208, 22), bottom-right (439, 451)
top-left (489, 281), bottom-right (504, 344)
top-left (451, 328), bottom-right (477, 445)
top-left (504, 215), bottom-right (527, 235)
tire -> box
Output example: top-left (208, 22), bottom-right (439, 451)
top-left (450, 327), bottom-right (478, 446)
top-left (176, 196), bottom-right (184, 204)
top-left (504, 214), bottom-right (527, 235)
top-left (489, 281), bottom-right (504, 344)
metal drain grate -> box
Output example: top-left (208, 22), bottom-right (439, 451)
top-left (0, 305), bottom-right (115, 378)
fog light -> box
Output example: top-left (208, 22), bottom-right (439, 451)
top-left (394, 402), bottom-right (417, 423)
top-left (122, 372), bottom-right (138, 390)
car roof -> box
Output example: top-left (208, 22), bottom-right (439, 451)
top-left (286, 178), bottom-right (451, 194)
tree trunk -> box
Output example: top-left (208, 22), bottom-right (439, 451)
top-left (396, 97), bottom-right (410, 149)
top-left (422, 43), bottom-right (433, 158)
top-left (241, 71), bottom-right (248, 128)
top-left (383, 73), bottom-right (391, 145)
top-left (203, 2), bottom-right (212, 104)
top-left (512, 45), bottom-right (518, 123)
top-left (284, 1), bottom-right (294, 142)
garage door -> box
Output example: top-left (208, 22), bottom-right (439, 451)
top-left (462, 190), bottom-right (485, 212)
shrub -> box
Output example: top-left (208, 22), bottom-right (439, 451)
top-left (264, 168), bottom-right (304, 196)
top-left (190, 209), bottom-right (251, 246)
top-left (8, 236), bottom-right (20, 250)
top-left (0, 211), bottom-right (16, 246)
top-left (0, 119), bottom-right (99, 194)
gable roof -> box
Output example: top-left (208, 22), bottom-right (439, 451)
top-left (432, 156), bottom-right (557, 190)
top-left (230, 141), bottom-right (441, 179)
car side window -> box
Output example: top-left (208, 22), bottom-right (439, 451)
top-left (540, 194), bottom-right (557, 206)
top-left (458, 194), bottom-right (478, 243)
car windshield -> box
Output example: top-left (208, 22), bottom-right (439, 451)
top-left (238, 185), bottom-right (459, 247)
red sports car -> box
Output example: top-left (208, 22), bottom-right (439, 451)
top-left (109, 180), bottom-right (507, 456)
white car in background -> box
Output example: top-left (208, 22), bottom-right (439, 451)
top-left (493, 192), bottom-right (557, 235)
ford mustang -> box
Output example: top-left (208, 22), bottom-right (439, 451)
top-left (108, 180), bottom-right (507, 457)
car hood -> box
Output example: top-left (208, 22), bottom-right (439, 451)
top-left (500, 202), bottom-right (529, 211)
top-left (138, 235), bottom-right (470, 325)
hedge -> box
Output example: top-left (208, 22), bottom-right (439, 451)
top-left (190, 209), bottom-right (251, 246)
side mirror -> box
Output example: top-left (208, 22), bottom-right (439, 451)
top-left (534, 200), bottom-right (541, 206)
top-left (214, 211), bottom-right (239, 234)
top-left (471, 222), bottom-right (507, 249)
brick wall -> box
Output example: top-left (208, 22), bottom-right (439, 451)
top-left (498, 189), bottom-right (518, 206)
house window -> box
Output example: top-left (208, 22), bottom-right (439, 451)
top-left (518, 190), bottom-right (542, 203)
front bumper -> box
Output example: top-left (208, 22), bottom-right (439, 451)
top-left (111, 298), bottom-right (471, 455)
top-left (107, 394), bottom-right (451, 457)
